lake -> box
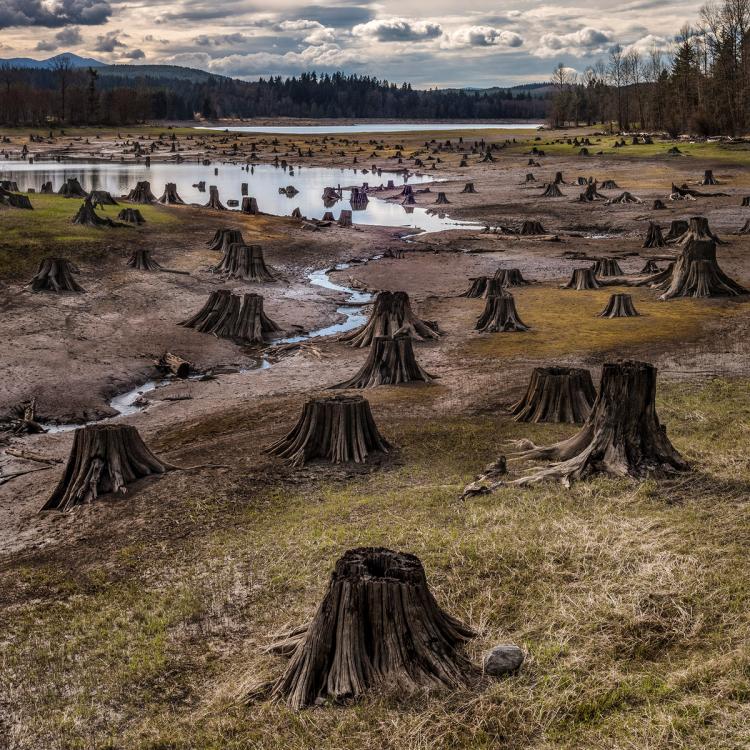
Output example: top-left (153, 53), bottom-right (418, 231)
top-left (1, 161), bottom-right (483, 234)
top-left (196, 122), bottom-right (543, 135)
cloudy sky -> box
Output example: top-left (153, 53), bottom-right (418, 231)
top-left (0, 0), bottom-right (703, 86)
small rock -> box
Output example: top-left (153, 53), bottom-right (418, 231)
top-left (483, 644), bottom-right (524, 677)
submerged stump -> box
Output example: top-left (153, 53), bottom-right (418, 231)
top-left (511, 367), bottom-right (595, 423)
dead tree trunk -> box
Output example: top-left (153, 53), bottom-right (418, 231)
top-left (541, 182), bottom-right (563, 198)
top-left (511, 366), bottom-right (596, 423)
top-left (701, 169), bottom-right (717, 185)
top-left (207, 228), bottom-right (245, 253)
top-left (643, 222), bottom-right (665, 248)
top-left (340, 291), bottom-right (440, 348)
top-left (158, 183), bottom-right (184, 205)
top-left (127, 249), bottom-right (163, 271)
top-left (265, 547), bottom-right (475, 709)
top-left (126, 181), bottom-right (157, 204)
top-left (599, 293), bottom-right (640, 317)
top-left (204, 185), bottom-right (226, 210)
top-left (157, 352), bottom-right (192, 378)
top-left (520, 220), bottom-right (545, 236)
top-left (562, 268), bottom-right (599, 290)
top-left (42, 424), bottom-right (173, 511)
top-left (58, 178), bottom-right (87, 198)
top-left (462, 276), bottom-right (502, 299)
top-left (117, 208), bottom-right (145, 225)
top-left (495, 268), bottom-right (530, 288)
top-left (578, 182), bottom-right (605, 202)
top-left (213, 243), bottom-right (277, 282)
top-left (331, 334), bottom-right (436, 389)
top-left (664, 220), bottom-right (689, 242)
top-left (72, 197), bottom-right (118, 227)
top-left (658, 239), bottom-right (746, 299)
top-left (640, 260), bottom-right (660, 274)
top-left (461, 182), bottom-right (477, 193)
top-left (435, 192), bottom-right (450, 205)
top-left (268, 395), bottom-right (390, 466)
top-left (338, 210), bottom-right (353, 227)
top-left (592, 258), bottom-right (623, 277)
top-left (475, 292), bottom-right (529, 333)
top-left (515, 360), bottom-right (688, 485)
top-left (28, 257), bottom-right (84, 292)
top-left (241, 197), bottom-right (259, 215)
top-left (676, 216), bottom-right (725, 245)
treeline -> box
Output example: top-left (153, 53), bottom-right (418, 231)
top-left (549, 0), bottom-right (750, 136)
top-left (0, 67), bottom-right (549, 126)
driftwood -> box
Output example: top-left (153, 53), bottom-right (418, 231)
top-left (28, 257), bottom-right (84, 292)
top-left (126, 181), bottom-right (157, 204)
top-left (511, 367), bottom-right (595, 423)
top-left (158, 183), bottom-right (184, 204)
top-left (643, 222), bottom-right (665, 248)
top-left (514, 360), bottom-right (688, 485)
top-left (117, 208), bottom-right (145, 225)
top-left (670, 182), bottom-right (728, 199)
top-left (268, 395), bottom-right (390, 466)
top-left (207, 228), bottom-right (245, 253)
top-left (562, 268), bottom-right (599, 290)
top-left (475, 291), bottom-right (529, 333)
top-left (265, 547), bottom-right (475, 709)
top-left (157, 352), bottom-right (192, 378)
top-left (331, 334), bottom-right (436, 388)
top-left (42, 424), bottom-right (173, 511)
top-left (204, 185), bottom-right (226, 210)
top-left (212, 243), bottom-right (277, 282)
top-left (598, 293), bottom-right (640, 317)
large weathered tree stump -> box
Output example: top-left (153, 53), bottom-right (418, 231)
top-left (701, 169), bottom-right (718, 185)
top-left (515, 360), bottom-right (688, 485)
top-left (117, 208), bottom-right (145, 225)
top-left (338, 209), bottom-right (353, 227)
top-left (89, 190), bottom-right (118, 206)
top-left (599, 293), bottom-right (640, 318)
top-left (158, 182), bottom-right (184, 204)
top-left (511, 367), bottom-right (595, 423)
top-left (461, 276), bottom-right (502, 299)
top-left (520, 220), bottom-right (545, 235)
top-left (578, 182), bottom-right (605, 202)
top-left (268, 395), bottom-right (390, 466)
top-left (658, 239), bottom-right (746, 299)
top-left (126, 180), bottom-right (157, 204)
top-left (676, 216), bottom-right (724, 245)
top-left (28, 257), bottom-right (84, 293)
top-left (58, 177), bottom-right (87, 198)
top-left (562, 268), bottom-right (599, 290)
top-left (475, 291), bottom-right (529, 333)
top-left (462, 182), bottom-right (477, 193)
top-left (592, 258), bottom-right (623, 277)
top-left (213, 243), bottom-right (277, 282)
top-left (204, 185), bottom-right (226, 210)
top-left (72, 197), bottom-right (118, 227)
top-left (340, 291), bottom-right (440, 348)
top-left (665, 220), bottom-right (689, 242)
top-left (42, 424), bottom-right (173, 511)
top-left (241, 197), bottom-right (259, 214)
top-left (331, 334), bottom-right (436, 389)
top-left (0, 186), bottom-right (33, 209)
top-left (541, 182), bottom-right (563, 198)
top-left (127, 249), bottom-right (163, 271)
top-left (265, 547), bottom-right (475, 709)
top-left (40, 181), bottom-right (54, 194)
top-left (495, 268), bottom-right (530, 288)
top-left (606, 191), bottom-right (642, 205)
top-left (207, 228), bottom-right (244, 253)
top-left (643, 222), bottom-right (665, 248)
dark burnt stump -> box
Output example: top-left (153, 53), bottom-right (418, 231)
top-left (126, 180), bottom-right (157, 204)
top-left (592, 258), bottom-right (623, 277)
top-left (340, 291), bottom-right (440, 348)
top-left (266, 547), bottom-right (475, 709)
top-left (207, 228), bottom-right (245, 253)
top-left (461, 182), bottom-right (477, 193)
top-left (578, 182), bottom-right (605, 202)
top-left (701, 169), bottom-right (718, 185)
top-left (58, 178), bottom-right (87, 198)
top-left (475, 291), bottom-right (529, 333)
top-left (0, 187), bottom-right (33, 209)
top-left (29, 257), bottom-right (84, 293)
top-left (520, 220), bottom-right (545, 236)
top-left (643, 222), bottom-right (665, 248)
top-left (653, 199), bottom-right (666, 210)
top-left (40, 181), bottom-right (54, 194)
top-left (42, 424), bottom-right (173, 511)
top-left (118, 208), bottom-right (145, 225)
top-left (72, 197), bottom-right (118, 227)
top-left (562, 268), bottom-right (599, 290)
top-left (158, 183), bottom-right (184, 205)
top-left (213, 243), bottom-right (277, 282)
top-left (204, 185), bottom-right (226, 210)
top-left (268, 395), bottom-right (390, 466)
top-left (331, 334), bottom-right (436, 389)
top-left (127, 249), bottom-right (163, 271)
top-left (599, 293), bottom-right (640, 318)
top-left (515, 360), bottom-right (688, 485)
top-left (511, 366), bottom-right (596, 423)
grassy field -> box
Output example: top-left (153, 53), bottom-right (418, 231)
top-left (2, 378), bottom-right (749, 749)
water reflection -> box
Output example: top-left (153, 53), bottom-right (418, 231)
top-left (196, 123), bottom-right (543, 135)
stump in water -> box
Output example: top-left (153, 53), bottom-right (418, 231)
top-left (643, 222), bottom-right (665, 248)
top-left (72, 197), bottom-right (118, 227)
top-left (701, 169), bottom-right (718, 185)
top-left (475, 291), bottom-right (529, 333)
top-left (118, 208), bottom-right (145, 225)
top-left (562, 268), bottom-right (599, 290)
top-left (332, 334), bottom-right (436, 389)
top-left (180, 290), bottom-right (280, 343)
top-left (520, 220), bottom-right (545, 236)
top-left (42, 424), bottom-right (173, 511)
top-left (435, 192), bottom-right (450, 205)
top-left (241, 197), bottom-right (259, 214)
top-left (126, 180), bottom-right (156, 204)
top-left (29, 257), bottom-right (84, 292)
top-left (213, 243), bottom-right (277, 282)
top-left (204, 185), bottom-right (226, 210)
top-left (658, 239), bottom-right (746, 299)
top-left (268, 395), bottom-right (390, 466)
top-left (665, 219), bottom-right (689, 242)
top-left (515, 360), bottom-right (688, 485)
top-left (592, 258), bottom-right (623, 277)
top-left (640, 259), bottom-right (660, 274)
top-left (511, 367), bottom-right (596, 423)
top-left (58, 178), bottom-right (86, 198)
top-left (127, 249), bottom-right (163, 271)
top-left (340, 291), bottom-right (440, 348)
top-left (599, 293), bottom-right (640, 318)
top-left (541, 182), bottom-right (563, 198)
top-left (496, 268), bottom-right (530, 288)
top-left (158, 183), bottom-right (184, 204)
top-left (207, 228), bottom-right (244, 253)
top-left (462, 182), bottom-right (477, 193)
top-left (339, 209), bottom-right (353, 227)
top-left (266, 547), bottom-right (475, 709)
top-left (676, 216), bottom-right (724, 245)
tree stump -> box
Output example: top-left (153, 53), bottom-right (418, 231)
top-left (58, 178), bottom-right (87, 198)
top-left (204, 185), bottom-right (226, 210)
top-left (435, 192), bottom-right (450, 204)
top-left (268, 395), bottom-right (390, 466)
top-left (658, 239), bottom-right (746, 299)
top-left (266, 547), bottom-right (475, 709)
top-left (207, 228), bottom-right (244, 253)
top-left (600, 180), bottom-right (620, 190)
top-left (213, 243), bottom-right (277, 282)
top-left (675, 216), bottom-right (724, 245)
top-left (653, 199), bottom-right (665, 210)
top-left (511, 366), bottom-right (595, 423)
top-left (338, 210), bottom-right (353, 227)
top-left (554, 171), bottom-right (565, 184)
top-left (475, 291), bottom-right (529, 333)
top-left (599, 293), bottom-right (640, 318)
top-left (664, 220), bottom-right (689, 242)
top-left (739, 220), bottom-right (750, 235)
top-left (578, 182), bottom-right (605, 201)
top-left (592, 258), bottom-right (623, 277)
top-left (541, 182), bottom-right (563, 198)
top-left (42, 424), bottom-right (173, 511)
top-left (127, 249), bottom-right (163, 271)
top-left (40, 181), bottom-right (54, 194)
top-left (0, 187), bottom-right (33, 209)
top-left (126, 180), bottom-right (157, 204)
top-left (89, 190), bottom-right (118, 206)
top-left (562, 268), bottom-right (599, 290)
top-left (28, 257), bottom-right (84, 293)
top-left (461, 182), bottom-right (477, 193)
top-left (158, 182), bottom-right (184, 204)
top-left (495, 268), bottom-right (530, 288)
top-left (640, 260), bottom-right (660, 274)
top-left (643, 222), bottom-right (665, 248)
top-left (241, 197), bottom-right (259, 214)
top-left (157, 352), bottom-right (192, 378)
top-left (525, 173), bottom-right (536, 182)
top-left (118, 208), bottom-right (145, 225)
top-left (701, 169), bottom-right (718, 185)
top-left (72, 197), bottom-right (118, 227)
top-left (340, 291), bottom-right (440, 348)
top-left (515, 360), bottom-right (688, 485)
top-left (461, 276), bottom-right (502, 299)
top-left (331, 334), bottom-right (436, 389)
top-left (606, 191), bottom-right (642, 205)
top-left (519, 220), bottom-right (545, 235)
top-left (742, 196), bottom-right (750, 207)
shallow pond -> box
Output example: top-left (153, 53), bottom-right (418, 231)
top-left (196, 122), bottom-right (543, 135)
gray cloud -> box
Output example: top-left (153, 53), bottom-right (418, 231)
top-left (353, 18), bottom-right (443, 42)
top-left (93, 30), bottom-right (126, 52)
top-left (35, 25), bottom-right (84, 51)
top-left (0, 0), bottom-right (111, 29)
top-left (291, 4), bottom-right (375, 28)
top-left (124, 48), bottom-right (145, 59)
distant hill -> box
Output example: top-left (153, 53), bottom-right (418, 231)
top-left (96, 64), bottom-right (224, 83)
top-left (0, 52), bottom-right (104, 69)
